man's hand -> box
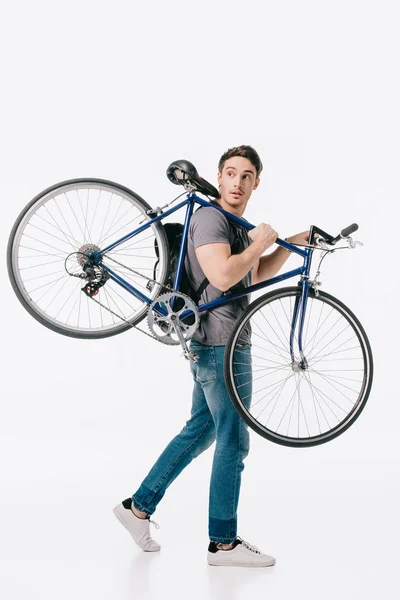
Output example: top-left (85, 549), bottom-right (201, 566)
top-left (248, 223), bottom-right (279, 252)
top-left (286, 230), bottom-right (317, 246)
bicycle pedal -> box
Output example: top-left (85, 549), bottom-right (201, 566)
top-left (182, 350), bottom-right (199, 362)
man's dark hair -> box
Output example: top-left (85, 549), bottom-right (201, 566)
top-left (218, 145), bottom-right (263, 178)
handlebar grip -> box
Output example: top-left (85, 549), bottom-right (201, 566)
top-left (330, 222), bottom-right (359, 245)
top-left (341, 223), bottom-right (358, 237)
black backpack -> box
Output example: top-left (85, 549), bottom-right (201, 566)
top-left (153, 222), bottom-right (207, 303)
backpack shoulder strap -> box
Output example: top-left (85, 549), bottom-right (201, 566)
top-left (193, 276), bottom-right (209, 302)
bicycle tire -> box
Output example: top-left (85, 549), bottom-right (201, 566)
top-left (7, 178), bottom-right (169, 339)
top-left (224, 286), bottom-right (373, 447)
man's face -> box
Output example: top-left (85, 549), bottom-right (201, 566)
top-left (217, 156), bottom-right (260, 214)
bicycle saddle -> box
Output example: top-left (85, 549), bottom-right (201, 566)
top-left (166, 160), bottom-right (219, 198)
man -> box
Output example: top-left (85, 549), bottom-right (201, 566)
top-left (113, 145), bottom-right (310, 567)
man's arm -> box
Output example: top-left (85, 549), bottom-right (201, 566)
top-left (252, 246), bottom-right (291, 284)
top-left (195, 241), bottom-right (267, 292)
top-left (252, 230), bottom-right (312, 284)
top-left (195, 222), bottom-right (280, 291)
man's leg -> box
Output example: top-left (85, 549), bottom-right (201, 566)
top-left (131, 370), bottom-right (216, 516)
top-left (204, 344), bottom-right (253, 545)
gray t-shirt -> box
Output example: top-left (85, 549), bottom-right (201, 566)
top-left (185, 204), bottom-right (253, 346)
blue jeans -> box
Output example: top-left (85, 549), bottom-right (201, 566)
top-left (131, 340), bottom-right (252, 543)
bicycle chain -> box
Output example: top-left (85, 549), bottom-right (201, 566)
top-left (88, 253), bottom-right (197, 347)
top-left (86, 241), bottom-right (336, 345)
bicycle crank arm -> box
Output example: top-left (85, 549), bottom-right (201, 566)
top-left (170, 315), bottom-right (198, 361)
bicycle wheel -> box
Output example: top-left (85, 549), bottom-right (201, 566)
top-left (224, 286), bottom-right (373, 447)
top-left (7, 178), bottom-right (169, 339)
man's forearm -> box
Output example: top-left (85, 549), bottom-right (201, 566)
top-left (254, 245), bottom-right (291, 283)
top-left (219, 242), bottom-right (265, 291)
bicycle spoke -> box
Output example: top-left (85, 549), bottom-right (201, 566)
top-left (19, 245), bottom-right (66, 258)
top-left (97, 207), bottom-right (142, 246)
top-left (252, 317), bottom-right (289, 360)
top-left (275, 376), bottom-right (301, 431)
top-left (20, 259), bottom-right (64, 270)
top-left (303, 294), bottom-right (314, 349)
top-left (305, 371), bottom-right (353, 414)
top-left (252, 375), bottom-right (290, 420)
top-left (303, 371), bottom-right (325, 432)
top-left (22, 233), bottom-right (69, 255)
top-left (276, 295), bottom-right (303, 352)
top-left (258, 310), bottom-right (290, 361)
top-left (102, 288), bottom-right (116, 324)
top-left (88, 189), bottom-right (102, 241)
top-left (309, 366), bottom-right (360, 399)
top-left (235, 364), bottom-right (289, 389)
top-left (307, 321), bottom-right (351, 363)
top-left (53, 195), bottom-right (81, 247)
top-left (42, 275), bottom-right (72, 313)
top-left (23, 268), bottom-right (66, 283)
top-left (98, 193), bottom-right (114, 242)
top-left (310, 340), bottom-right (362, 365)
top-left (38, 208), bottom-right (81, 249)
top-left (304, 372), bottom-right (322, 434)
top-left (266, 376), bottom-right (297, 430)
top-left (28, 273), bottom-right (69, 296)
top-left (102, 197), bottom-right (124, 241)
top-left (75, 189), bottom-right (91, 244)
top-left (305, 377), bottom-right (343, 423)
top-left (64, 192), bottom-right (87, 242)
top-left (304, 301), bottom-right (332, 355)
top-left (54, 279), bottom-right (82, 320)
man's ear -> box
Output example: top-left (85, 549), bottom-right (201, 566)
top-left (253, 177), bottom-right (260, 191)
top-left (217, 171), bottom-right (222, 185)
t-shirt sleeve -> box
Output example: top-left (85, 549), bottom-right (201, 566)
top-left (190, 208), bottom-right (230, 250)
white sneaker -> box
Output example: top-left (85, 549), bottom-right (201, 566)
top-left (113, 498), bottom-right (161, 552)
top-left (207, 537), bottom-right (275, 567)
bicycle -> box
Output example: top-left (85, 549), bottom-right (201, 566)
top-left (7, 159), bottom-right (373, 447)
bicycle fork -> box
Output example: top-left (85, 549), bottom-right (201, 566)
top-left (289, 278), bottom-right (312, 371)
top-left (289, 250), bottom-right (312, 372)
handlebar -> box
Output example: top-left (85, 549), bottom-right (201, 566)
top-left (310, 223), bottom-right (359, 246)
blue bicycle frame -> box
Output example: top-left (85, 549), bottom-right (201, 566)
top-left (92, 192), bottom-right (314, 365)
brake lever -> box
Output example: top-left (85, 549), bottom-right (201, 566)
top-left (316, 236), bottom-right (363, 250)
top-left (315, 237), bottom-right (333, 251)
top-left (346, 237), bottom-right (363, 249)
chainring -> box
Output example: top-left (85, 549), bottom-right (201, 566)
top-left (147, 292), bottom-right (200, 345)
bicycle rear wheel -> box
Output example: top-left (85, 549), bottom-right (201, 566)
top-left (7, 178), bottom-right (169, 338)
top-left (224, 286), bottom-right (373, 447)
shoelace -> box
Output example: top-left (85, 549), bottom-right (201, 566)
top-left (147, 516), bottom-right (160, 530)
top-left (239, 537), bottom-right (262, 555)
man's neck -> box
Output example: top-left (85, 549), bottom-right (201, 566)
top-left (214, 197), bottom-right (246, 218)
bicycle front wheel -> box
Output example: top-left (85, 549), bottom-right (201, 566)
top-left (7, 178), bottom-right (169, 339)
top-left (224, 286), bottom-right (373, 447)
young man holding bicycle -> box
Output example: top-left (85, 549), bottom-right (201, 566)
top-left (114, 145), bottom-right (309, 567)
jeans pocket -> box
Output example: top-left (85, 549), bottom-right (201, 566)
top-left (190, 344), bottom-right (217, 383)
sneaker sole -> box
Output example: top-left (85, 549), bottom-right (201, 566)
top-left (208, 553), bottom-right (275, 567)
top-left (208, 560), bottom-right (275, 567)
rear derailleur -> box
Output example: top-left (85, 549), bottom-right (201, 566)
top-left (81, 263), bottom-right (110, 297)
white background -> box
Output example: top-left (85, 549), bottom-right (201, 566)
top-left (0, 1), bottom-right (399, 599)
